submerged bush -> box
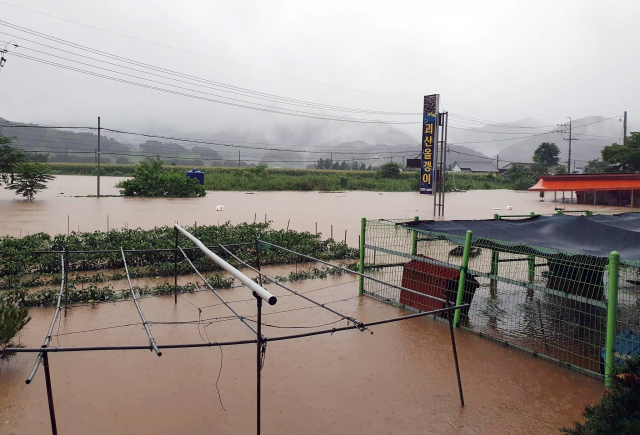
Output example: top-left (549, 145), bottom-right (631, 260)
top-left (120, 158), bottom-right (205, 197)
top-left (0, 304), bottom-right (31, 364)
top-left (560, 357), bottom-right (640, 434)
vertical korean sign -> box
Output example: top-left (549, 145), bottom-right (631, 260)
top-left (420, 94), bottom-right (439, 194)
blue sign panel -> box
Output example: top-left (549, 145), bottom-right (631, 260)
top-left (420, 94), bottom-right (439, 194)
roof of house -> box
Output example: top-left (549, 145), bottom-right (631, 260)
top-left (452, 160), bottom-right (499, 173)
top-left (501, 162), bottom-right (535, 169)
top-left (529, 173), bottom-right (640, 192)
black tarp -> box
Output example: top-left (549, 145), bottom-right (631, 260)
top-left (400, 213), bottom-right (640, 261)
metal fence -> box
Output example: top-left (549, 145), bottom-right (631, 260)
top-left (360, 214), bottom-right (640, 384)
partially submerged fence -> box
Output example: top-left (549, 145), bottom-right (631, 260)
top-left (359, 214), bottom-right (640, 385)
top-left (8, 224), bottom-right (470, 435)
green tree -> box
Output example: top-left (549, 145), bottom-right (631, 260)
top-left (6, 162), bottom-right (54, 200)
top-left (377, 162), bottom-right (401, 179)
top-left (505, 163), bottom-right (537, 190)
top-left (0, 137), bottom-right (25, 184)
top-left (553, 165), bottom-right (568, 175)
top-left (0, 305), bottom-right (31, 365)
top-left (584, 159), bottom-right (612, 174)
top-left (533, 142), bottom-right (561, 166)
top-left (120, 157), bottom-right (205, 197)
top-left (560, 357), bottom-right (640, 434)
top-left (601, 132), bottom-right (640, 172)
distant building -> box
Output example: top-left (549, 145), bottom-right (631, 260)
top-left (500, 162), bottom-right (535, 171)
top-left (451, 160), bottom-right (500, 174)
top-left (529, 173), bottom-right (640, 207)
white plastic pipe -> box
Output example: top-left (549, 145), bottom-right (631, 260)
top-left (174, 224), bottom-right (277, 305)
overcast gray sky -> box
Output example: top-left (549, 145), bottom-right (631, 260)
top-left (0, 0), bottom-right (638, 152)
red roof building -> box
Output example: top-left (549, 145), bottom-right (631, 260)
top-left (529, 174), bottom-right (640, 207)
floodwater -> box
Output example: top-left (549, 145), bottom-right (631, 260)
top-left (0, 175), bottom-right (626, 245)
top-left (0, 175), bottom-right (617, 434)
top-left (1, 271), bottom-right (605, 434)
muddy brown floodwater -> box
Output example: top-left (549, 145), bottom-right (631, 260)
top-left (0, 271), bottom-right (605, 435)
top-left (0, 175), bottom-right (617, 434)
top-left (0, 175), bottom-right (627, 245)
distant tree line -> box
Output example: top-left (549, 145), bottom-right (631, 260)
top-left (314, 158), bottom-right (374, 170)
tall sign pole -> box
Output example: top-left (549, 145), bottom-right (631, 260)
top-left (97, 117), bottom-right (101, 198)
top-left (420, 94), bottom-right (439, 200)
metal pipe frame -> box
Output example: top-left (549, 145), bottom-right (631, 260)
top-left (256, 240), bottom-right (448, 304)
top-left (7, 304), bottom-right (470, 354)
top-left (26, 254), bottom-right (66, 384)
top-left (175, 224), bottom-right (276, 305)
top-left (31, 243), bottom-right (256, 255)
top-left (218, 244), bottom-right (365, 329)
top-left (178, 247), bottom-right (258, 335)
top-left (120, 248), bottom-right (162, 356)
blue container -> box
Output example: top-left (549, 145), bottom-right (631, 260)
top-left (186, 169), bottom-right (204, 185)
top-left (600, 330), bottom-right (640, 374)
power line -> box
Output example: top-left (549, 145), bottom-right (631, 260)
top-left (0, 4), bottom-right (418, 102)
top-left (0, 32), bottom-right (420, 116)
top-left (11, 51), bottom-right (420, 125)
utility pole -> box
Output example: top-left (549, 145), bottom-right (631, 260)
top-left (566, 117), bottom-right (572, 173)
top-left (97, 117), bottom-right (101, 197)
top-left (238, 150), bottom-right (240, 167)
top-left (623, 111), bottom-right (628, 143)
top-left (496, 154), bottom-right (499, 171)
top-left (558, 117), bottom-right (578, 173)
top-left (330, 152), bottom-right (333, 168)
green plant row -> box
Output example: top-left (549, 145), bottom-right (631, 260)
top-left (0, 222), bottom-right (358, 282)
top-left (0, 272), bottom-right (234, 308)
top-left (47, 163), bottom-right (420, 191)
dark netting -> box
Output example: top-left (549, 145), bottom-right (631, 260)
top-left (400, 213), bottom-right (640, 261)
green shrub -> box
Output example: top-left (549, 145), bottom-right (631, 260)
top-left (120, 158), bottom-right (205, 197)
top-left (0, 304), bottom-right (31, 363)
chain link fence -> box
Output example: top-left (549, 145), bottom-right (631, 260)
top-left (360, 213), bottom-right (640, 382)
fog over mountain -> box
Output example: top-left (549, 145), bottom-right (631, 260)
top-left (0, 1), bottom-right (637, 168)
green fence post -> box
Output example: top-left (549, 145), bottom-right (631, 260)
top-left (530, 212), bottom-right (535, 217)
top-left (359, 217), bottom-right (366, 295)
top-left (587, 210), bottom-right (593, 216)
top-left (528, 255), bottom-right (535, 283)
top-left (411, 216), bottom-right (419, 256)
top-left (493, 213), bottom-right (499, 220)
top-left (453, 230), bottom-right (473, 327)
top-left (490, 249), bottom-right (499, 296)
top-left (605, 251), bottom-right (620, 387)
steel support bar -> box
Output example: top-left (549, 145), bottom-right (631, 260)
top-left (31, 243), bottom-right (256, 255)
top-left (218, 244), bottom-right (359, 325)
top-left (120, 248), bottom-right (162, 356)
top-left (265, 304), bottom-right (470, 343)
top-left (605, 251), bottom-right (620, 387)
top-left (175, 224), bottom-right (276, 305)
top-left (179, 247), bottom-right (258, 335)
top-left (256, 240), bottom-right (447, 304)
top-left (445, 293), bottom-right (464, 407)
top-left (359, 217), bottom-right (366, 295)
top-left (256, 295), bottom-right (263, 435)
top-left (7, 304), bottom-right (470, 354)
top-left (42, 352), bottom-right (58, 435)
top-left (453, 231), bottom-right (473, 327)
top-left (26, 254), bottom-right (66, 384)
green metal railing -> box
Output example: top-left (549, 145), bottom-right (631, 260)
top-left (359, 214), bottom-right (640, 382)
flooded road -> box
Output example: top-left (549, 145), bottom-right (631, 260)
top-left (0, 175), bottom-right (614, 434)
top-left (0, 175), bottom-right (625, 244)
top-left (1, 274), bottom-right (604, 434)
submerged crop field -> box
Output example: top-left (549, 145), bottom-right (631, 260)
top-left (0, 222), bottom-right (358, 307)
top-left (45, 163), bottom-right (519, 192)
